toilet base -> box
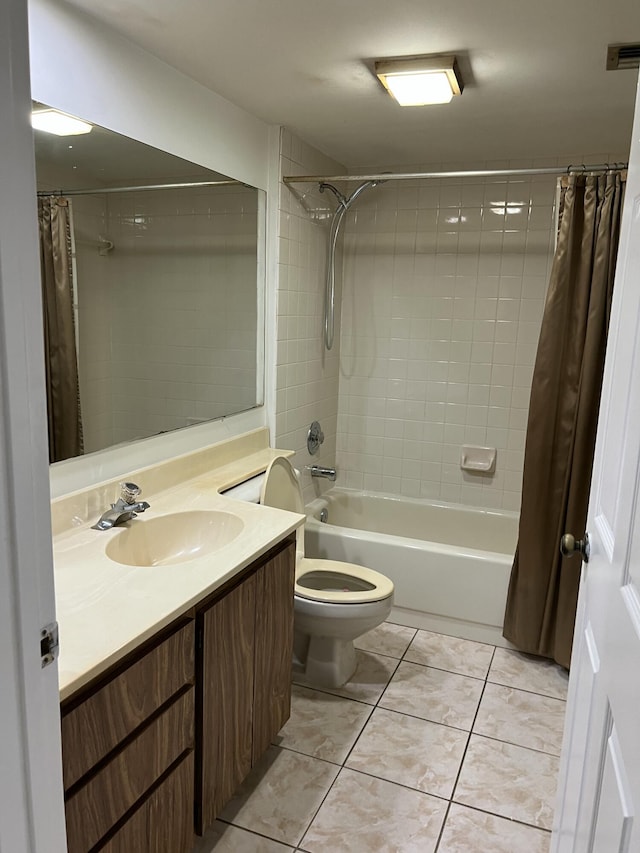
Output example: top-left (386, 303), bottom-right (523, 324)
top-left (293, 593), bottom-right (393, 689)
top-left (303, 634), bottom-right (357, 688)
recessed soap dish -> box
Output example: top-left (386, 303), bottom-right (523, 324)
top-left (460, 445), bottom-right (497, 474)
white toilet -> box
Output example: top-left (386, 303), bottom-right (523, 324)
top-left (261, 456), bottom-right (394, 688)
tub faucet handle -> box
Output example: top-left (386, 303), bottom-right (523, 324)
top-left (307, 421), bottom-right (325, 455)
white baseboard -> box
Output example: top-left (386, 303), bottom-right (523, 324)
top-left (388, 605), bottom-right (517, 649)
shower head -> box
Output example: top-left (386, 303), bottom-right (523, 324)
top-left (319, 182), bottom-right (348, 209)
top-left (319, 179), bottom-right (382, 211)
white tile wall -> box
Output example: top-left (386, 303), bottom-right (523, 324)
top-left (55, 185), bottom-right (258, 451)
top-left (71, 193), bottom-right (114, 452)
top-left (333, 151), bottom-right (627, 510)
top-left (105, 185), bottom-right (259, 446)
top-left (275, 129), bottom-right (346, 502)
top-left (336, 166), bottom-right (556, 510)
top-left (37, 159), bottom-right (261, 454)
top-left (273, 145), bottom-right (630, 511)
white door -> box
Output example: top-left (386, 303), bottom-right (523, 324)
top-left (552, 80), bottom-right (640, 852)
top-left (0, 0), bottom-right (67, 849)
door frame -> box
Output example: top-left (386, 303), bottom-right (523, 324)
top-left (0, 0), bottom-right (67, 849)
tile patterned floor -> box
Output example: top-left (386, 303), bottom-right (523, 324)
top-left (193, 623), bottom-right (569, 853)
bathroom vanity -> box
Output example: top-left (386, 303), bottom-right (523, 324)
top-left (52, 429), bottom-right (302, 852)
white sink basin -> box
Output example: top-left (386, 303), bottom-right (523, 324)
top-left (105, 510), bottom-right (244, 567)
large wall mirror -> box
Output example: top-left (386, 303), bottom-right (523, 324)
top-left (33, 104), bottom-right (264, 463)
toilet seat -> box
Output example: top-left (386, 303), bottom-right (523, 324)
top-left (296, 557), bottom-right (394, 604)
top-left (261, 457), bottom-right (394, 605)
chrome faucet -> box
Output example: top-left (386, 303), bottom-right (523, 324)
top-left (306, 465), bottom-right (337, 481)
top-left (92, 482), bottom-right (150, 530)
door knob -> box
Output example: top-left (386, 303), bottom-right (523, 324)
top-left (560, 532), bottom-right (590, 562)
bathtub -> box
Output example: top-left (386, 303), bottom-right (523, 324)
top-left (305, 489), bottom-right (519, 645)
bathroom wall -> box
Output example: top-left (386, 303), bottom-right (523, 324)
top-left (336, 162), bottom-right (554, 510)
top-left (29, 0), bottom-right (271, 190)
top-left (275, 129), bottom-right (346, 502)
top-left (30, 0), bottom-right (277, 496)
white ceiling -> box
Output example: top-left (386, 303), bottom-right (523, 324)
top-left (63, 0), bottom-right (640, 169)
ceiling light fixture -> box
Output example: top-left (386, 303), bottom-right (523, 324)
top-left (31, 109), bottom-right (93, 136)
top-left (375, 54), bottom-right (463, 106)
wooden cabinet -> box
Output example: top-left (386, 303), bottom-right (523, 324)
top-left (196, 537), bottom-right (295, 833)
top-left (99, 753), bottom-right (194, 853)
top-left (198, 574), bottom-right (257, 822)
top-left (61, 619), bottom-right (195, 853)
top-left (61, 622), bottom-right (195, 790)
top-left (60, 534), bottom-right (295, 850)
top-left (252, 543), bottom-right (296, 762)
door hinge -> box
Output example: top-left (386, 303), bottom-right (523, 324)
top-left (40, 621), bottom-right (59, 668)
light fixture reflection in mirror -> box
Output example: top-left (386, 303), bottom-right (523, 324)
top-left (33, 108), bottom-right (264, 462)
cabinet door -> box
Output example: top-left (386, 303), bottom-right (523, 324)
top-left (199, 574), bottom-right (256, 828)
top-left (253, 542), bottom-right (295, 763)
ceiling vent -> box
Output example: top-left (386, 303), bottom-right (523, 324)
top-left (606, 43), bottom-right (640, 70)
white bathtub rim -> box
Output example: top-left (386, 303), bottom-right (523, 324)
top-left (306, 514), bottom-right (515, 564)
top-left (307, 487), bottom-right (519, 524)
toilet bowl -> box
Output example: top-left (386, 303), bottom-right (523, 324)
top-left (260, 456), bottom-right (394, 688)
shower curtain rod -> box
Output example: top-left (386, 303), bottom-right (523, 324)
top-left (36, 179), bottom-right (243, 198)
top-left (283, 163), bottom-right (628, 184)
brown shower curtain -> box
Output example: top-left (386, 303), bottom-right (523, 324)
top-left (503, 171), bottom-right (625, 669)
top-left (38, 196), bottom-right (83, 461)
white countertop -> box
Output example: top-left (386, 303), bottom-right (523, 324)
top-left (53, 442), bottom-right (303, 702)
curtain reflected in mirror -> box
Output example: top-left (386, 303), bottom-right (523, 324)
top-left (38, 196), bottom-right (83, 462)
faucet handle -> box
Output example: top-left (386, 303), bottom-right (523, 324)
top-left (120, 481), bottom-right (142, 505)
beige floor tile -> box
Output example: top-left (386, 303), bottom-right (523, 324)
top-left (345, 707), bottom-right (468, 798)
top-left (219, 746), bottom-right (339, 846)
top-left (438, 804), bottom-right (551, 853)
top-left (404, 630), bottom-right (495, 678)
top-left (354, 621), bottom-right (417, 658)
top-left (296, 649), bottom-right (399, 705)
top-left (274, 685), bottom-right (372, 763)
top-left (300, 768), bottom-right (447, 853)
top-left (379, 661), bottom-right (484, 730)
top-left (473, 682), bottom-right (566, 755)
top-left (192, 820), bottom-right (294, 852)
top-left (454, 734), bottom-right (559, 830)
top-left (489, 648), bottom-right (569, 699)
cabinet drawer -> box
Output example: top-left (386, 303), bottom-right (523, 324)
top-left (62, 620), bottom-right (194, 789)
top-left (98, 752), bottom-right (194, 853)
top-left (65, 688), bottom-right (194, 853)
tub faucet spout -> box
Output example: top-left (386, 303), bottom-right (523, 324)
top-left (306, 465), bottom-right (337, 482)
